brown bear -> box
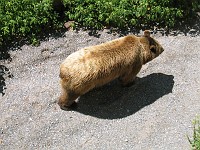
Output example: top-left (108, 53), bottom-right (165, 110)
top-left (58, 30), bottom-right (164, 110)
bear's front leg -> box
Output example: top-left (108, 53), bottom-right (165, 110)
top-left (119, 74), bottom-right (136, 87)
top-left (119, 66), bottom-right (142, 87)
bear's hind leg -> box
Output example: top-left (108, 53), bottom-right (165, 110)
top-left (58, 89), bottom-right (80, 110)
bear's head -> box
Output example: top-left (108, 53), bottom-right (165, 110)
top-left (141, 30), bottom-right (164, 64)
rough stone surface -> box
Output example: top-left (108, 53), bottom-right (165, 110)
top-left (0, 30), bottom-right (200, 150)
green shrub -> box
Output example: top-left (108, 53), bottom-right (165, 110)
top-left (0, 0), bottom-right (60, 45)
top-left (63, 0), bottom-right (200, 29)
top-left (188, 117), bottom-right (200, 150)
top-left (0, 0), bottom-right (200, 47)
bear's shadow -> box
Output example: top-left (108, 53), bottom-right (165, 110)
top-left (72, 73), bottom-right (174, 119)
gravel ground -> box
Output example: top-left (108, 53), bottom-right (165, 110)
top-left (0, 29), bottom-right (200, 150)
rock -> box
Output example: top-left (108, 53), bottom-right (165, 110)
top-left (64, 21), bottom-right (75, 30)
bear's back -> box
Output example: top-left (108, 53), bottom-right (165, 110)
top-left (60, 35), bottom-right (142, 84)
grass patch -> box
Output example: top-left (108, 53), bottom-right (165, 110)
top-left (188, 116), bottom-right (200, 150)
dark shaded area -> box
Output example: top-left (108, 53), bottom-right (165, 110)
top-left (0, 49), bottom-right (11, 61)
top-left (0, 65), bottom-right (13, 96)
top-left (72, 73), bottom-right (174, 119)
top-left (53, 0), bottom-right (65, 20)
top-left (88, 30), bottom-right (101, 38)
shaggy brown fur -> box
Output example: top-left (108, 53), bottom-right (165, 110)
top-left (58, 30), bottom-right (164, 110)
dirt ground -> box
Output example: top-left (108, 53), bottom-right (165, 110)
top-left (0, 29), bottom-right (200, 149)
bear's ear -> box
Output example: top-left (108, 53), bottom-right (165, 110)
top-left (144, 30), bottom-right (150, 37)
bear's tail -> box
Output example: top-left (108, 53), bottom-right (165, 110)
top-left (59, 66), bottom-right (67, 79)
top-left (59, 72), bottom-right (64, 79)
